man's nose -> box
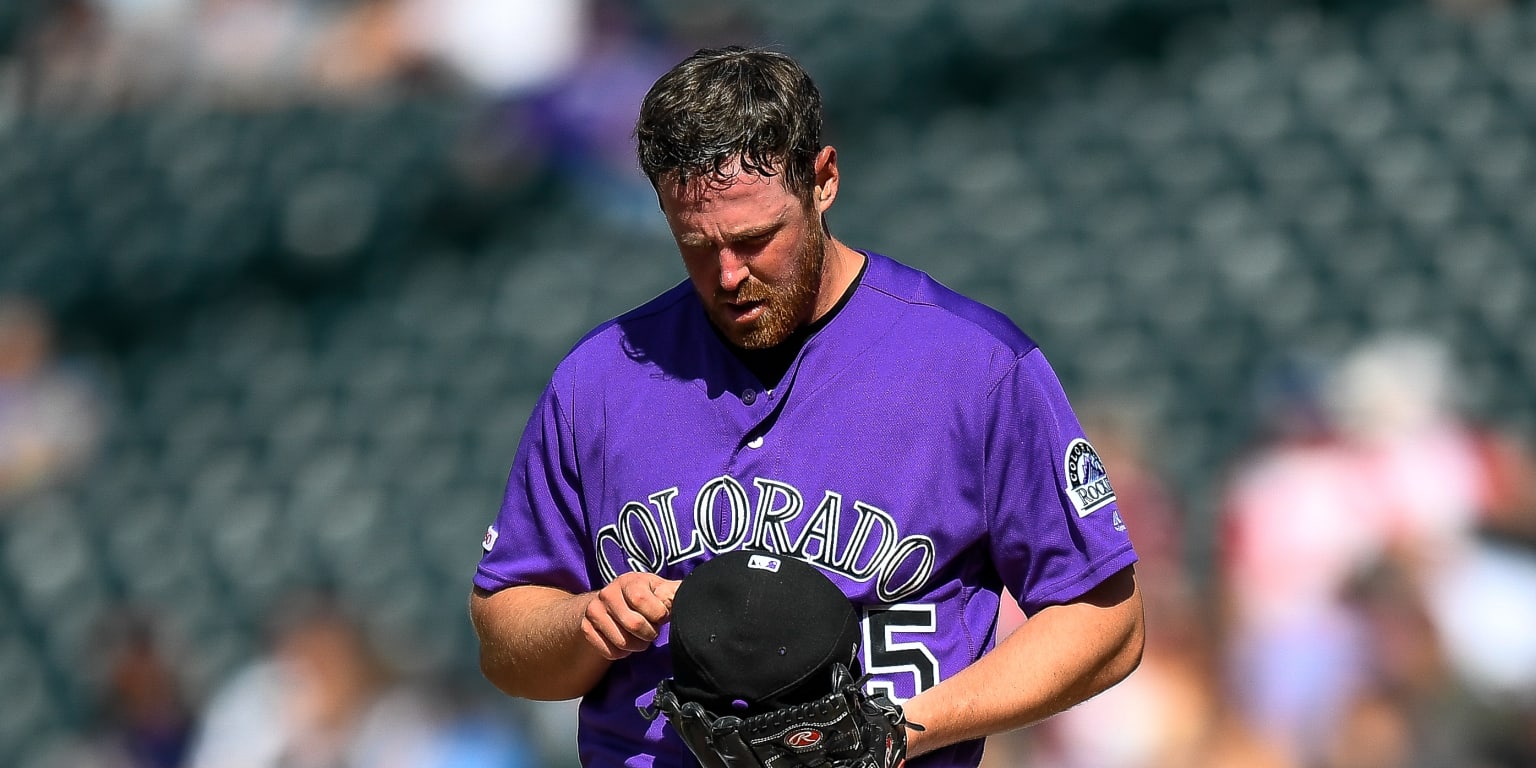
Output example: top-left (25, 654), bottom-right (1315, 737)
top-left (718, 249), bottom-right (749, 292)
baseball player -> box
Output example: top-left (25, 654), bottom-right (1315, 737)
top-left (470, 46), bottom-right (1144, 768)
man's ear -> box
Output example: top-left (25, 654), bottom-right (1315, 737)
top-left (812, 146), bottom-right (839, 215)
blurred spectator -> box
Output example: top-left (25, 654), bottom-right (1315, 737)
top-left (1222, 335), bottom-right (1536, 765)
top-left (1471, 429), bottom-right (1536, 544)
top-left (15, 0), bottom-right (591, 108)
top-left (1194, 711), bottom-right (1296, 768)
top-left (1220, 351), bottom-right (1379, 764)
top-left (310, 0), bottom-right (432, 95)
top-left (1329, 560), bottom-right (1478, 768)
top-left (98, 614), bottom-right (198, 768)
top-left (28, 612), bottom-right (197, 768)
top-left (188, 0), bottom-right (319, 102)
top-left (1025, 629), bottom-right (1227, 768)
top-left (510, 0), bottom-right (682, 225)
top-left (451, 0), bottom-right (758, 225)
top-left (1328, 335), bottom-right (1536, 701)
top-left (1326, 335), bottom-right (1482, 558)
top-left (398, 0), bottom-right (586, 94)
top-left (187, 594), bottom-right (536, 768)
top-left (0, 297), bottom-right (105, 503)
top-left (1319, 690), bottom-right (1413, 768)
top-left (16, 0), bottom-right (115, 109)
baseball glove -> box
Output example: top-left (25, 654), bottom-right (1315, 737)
top-left (641, 661), bottom-right (919, 768)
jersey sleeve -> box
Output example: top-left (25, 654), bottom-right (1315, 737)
top-left (985, 348), bottom-right (1138, 616)
top-left (474, 379), bottom-right (593, 595)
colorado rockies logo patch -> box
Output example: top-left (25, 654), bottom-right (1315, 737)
top-left (1064, 439), bottom-right (1116, 518)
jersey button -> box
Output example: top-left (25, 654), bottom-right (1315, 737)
top-left (741, 389), bottom-right (757, 405)
top-left (747, 436), bottom-right (765, 449)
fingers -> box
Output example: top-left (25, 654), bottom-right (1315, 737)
top-left (581, 573), bottom-right (683, 661)
top-left (653, 578), bottom-right (680, 608)
top-left (627, 576), bottom-right (680, 625)
top-left (582, 598), bottom-right (641, 660)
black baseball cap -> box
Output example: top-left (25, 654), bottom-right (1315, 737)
top-left (667, 550), bottom-right (861, 717)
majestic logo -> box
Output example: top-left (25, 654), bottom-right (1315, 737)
top-left (1064, 439), bottom-right (1116, 517)
top-left (482, 525), bottom-right (499, 552)
top-left (783, 728), bottom-right (823, 749)
top-left (593, 476), bottom-right (936, 602)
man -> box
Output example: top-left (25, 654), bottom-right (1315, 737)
top-left (470, 46), bottom-right (1144, 767)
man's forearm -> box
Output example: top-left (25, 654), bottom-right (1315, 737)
top-left (470, 584), bottom-right (612, 701)
top-left (901, 566), bottom-right (1145, 757)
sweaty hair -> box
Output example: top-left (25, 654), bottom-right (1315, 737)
top-left (636, 46), bottom-right (823, 198)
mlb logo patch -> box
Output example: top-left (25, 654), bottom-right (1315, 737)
top-left (747, 554), bottom-right (781, 572)
top-left (1063, 439), bottom-right (1117, 517)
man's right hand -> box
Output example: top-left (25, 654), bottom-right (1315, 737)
top-left (581, 572), bottom-right (681, 660)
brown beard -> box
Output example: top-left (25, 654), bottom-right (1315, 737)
top-left (716, 223), bottom-right (825, 350)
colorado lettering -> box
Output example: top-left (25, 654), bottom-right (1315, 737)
top-left (593, 476), bottom-right (937, 602)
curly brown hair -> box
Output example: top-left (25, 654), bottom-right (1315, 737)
top-left (636, 46), bottom-right (823, 198)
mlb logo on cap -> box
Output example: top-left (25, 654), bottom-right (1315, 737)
top-left (748, 554), bottom-right (781, 572)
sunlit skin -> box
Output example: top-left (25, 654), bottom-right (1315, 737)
top-left (657, 146), bottom-right (866, 350)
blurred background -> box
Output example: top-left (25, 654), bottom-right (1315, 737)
top-left (2, 0), bottom-right (1535, 766)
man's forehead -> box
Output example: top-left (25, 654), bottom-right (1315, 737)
top-left (658, 177), bottom-right (804, 240)
top-left (660, 166), bottom-right (793, 208)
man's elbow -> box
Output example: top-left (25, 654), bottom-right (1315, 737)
top-left (1102, 579), bottom-right (1147, 689)
top-left (478, 648), bottom-right (524, 699)
top-left (1084, 565), bottom-right (1146, 692)
top-left (470, 587), bottom-right (587, 701)
top-left (478, 645), bottom-right (587, 701)
top-left (1106, 607), bottom-right (1146, 687)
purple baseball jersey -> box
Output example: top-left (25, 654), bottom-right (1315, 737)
top-left (475, 252), bottom-right (1138, 768)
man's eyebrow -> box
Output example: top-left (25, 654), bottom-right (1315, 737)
top-left (727, 222), bottom-right (782, 241)
top-left (676, 219), bottom-right (786, 247)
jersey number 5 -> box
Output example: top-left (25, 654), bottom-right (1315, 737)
top-left (861, 604), bottom-right (939, 704)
